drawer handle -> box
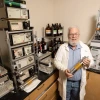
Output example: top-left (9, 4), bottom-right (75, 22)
top-left (37, 84), bottom-right (44, 90)
top-left (42, 94), bottom-right (47, 100)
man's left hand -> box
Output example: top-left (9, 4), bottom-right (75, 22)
top-left (82, 58), bottom-right (90, 68)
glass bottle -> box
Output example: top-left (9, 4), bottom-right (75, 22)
top-left (70, 57), bottom-right (87, 74)
top-left (41, 38), bottom-right (47, 53)
top-left (48, 40), bottom-right (53, 52)
top-left (45, 24), bottom-right (52, 36)
top-left (52, 24), bottom-right (57, 36)
top-left (57, 38), bottom-right (62, 49)
top-left (58, 23), bottom-right (63, 35)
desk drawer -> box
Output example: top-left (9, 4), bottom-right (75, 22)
top-left (38, 81), bottom-right (58, 100)
top-left (51, 92), bottom-right (58, 100)
top-left (29, 71), bottom-right (58, 100)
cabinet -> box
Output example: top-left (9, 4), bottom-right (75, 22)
top-left (24, 70), bottom-right (59, 100)
top-left (84, 71), bottom-right (100, 100)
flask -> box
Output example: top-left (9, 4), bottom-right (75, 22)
top-left (70, 57), bottom-right (87, 74)
top-left (45, 24), bottom-right (52, 36)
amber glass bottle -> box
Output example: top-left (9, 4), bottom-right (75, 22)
top-left (45, 24), bottom-right (52, 36)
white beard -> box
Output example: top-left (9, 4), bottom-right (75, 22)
top-left (68, 40), bottom-right (79, 46)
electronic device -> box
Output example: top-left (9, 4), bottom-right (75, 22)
top-left (11, 33), bottom-right (25, 45)
top-left (8, 20), bottom-right (23, 31)
top-left (20, 9), bottom-right (29, 19)
top-left (0, 66), bottom-right (8, 83)
top-left (0, 80), bottom-right (14, 98)
top-left (90, 10), bottom-right (100, 47)
top-left (24, 32), bottom-right (32, 42)
top-left (12, 47), bottom-right (23, 59)
top-left (91, 47), bottom-right (100, 70)
top-left (17, 66), bottom-right (35, 82)
top-left (10, 32), bottom-right (32, 45)
top-left (7, 7), bottom-right (29, 19)
top-left (14, 55), bottom-right (34, 69)
top-left (24, 45), bottom-right (32, 55)
top-left (0, 66), bottom-right (14, 98)
top-left (7, 7), bottom-right (21, 18)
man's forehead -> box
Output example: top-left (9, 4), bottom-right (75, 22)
top-left (70, 28), bottom-right (78, 31)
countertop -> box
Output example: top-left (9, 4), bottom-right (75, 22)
top-left (1, 70), bottom-right (57, 100)
top-left (87, 68), bottom-right (100, 74)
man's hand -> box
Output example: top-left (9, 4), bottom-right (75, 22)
top-left (65, 69), bottom-right (73, 78)
top-left (82, 57), bottom-right (90, 68)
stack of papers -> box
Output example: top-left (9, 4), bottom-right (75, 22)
top-left (23, 79), bottom-right (41, 93)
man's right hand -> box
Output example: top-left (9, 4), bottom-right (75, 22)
top-left (65, 69), bottom-right (73, 78)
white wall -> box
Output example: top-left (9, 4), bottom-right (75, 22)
top-left (54, 0), bottom-right (100, 43)
top-left (26, 0), bottom-right (100, 43)
top-left (26, 0), bottom-right (54, 39)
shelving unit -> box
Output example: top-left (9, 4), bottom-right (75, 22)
top-left (0, 0), bottom-right (37, 92)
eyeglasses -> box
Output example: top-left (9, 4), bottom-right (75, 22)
top-left (69, 33), bottom-right (79, 36)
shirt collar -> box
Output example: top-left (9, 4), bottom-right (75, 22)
top-left (68, 43), bottom-right (82, 50)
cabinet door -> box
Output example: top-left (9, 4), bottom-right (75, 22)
top-left (38, 81), bottom-right (58, 100)
top-left (24, 96), bottom-right (30, 100)
top-left (85, 71), bottom-right (100, 100)
top-left (50, 92), bottom-right (58, 100)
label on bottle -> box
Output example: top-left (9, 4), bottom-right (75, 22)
top-left (44, 45), bottom-right (47, 50)
top-left (53, 30), bottom-right (57, 34)
top-left (58, 29), bottom-right (62, 34)
top-left (46, 30), bottom-right (51, 34)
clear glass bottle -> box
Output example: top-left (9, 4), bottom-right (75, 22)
top-left (70, 57), bottom-right (87, 74)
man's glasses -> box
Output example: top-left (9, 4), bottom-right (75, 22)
top-left (69, 33), bottom-right (79, 36)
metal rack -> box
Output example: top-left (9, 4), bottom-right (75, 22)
top-left (0, 0), bottom-right (38, 93)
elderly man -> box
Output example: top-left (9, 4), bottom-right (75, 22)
top-left (54, 26), bottom-right (94, 100)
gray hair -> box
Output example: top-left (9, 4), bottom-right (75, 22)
top-left (68, 26), bottom-right (80, 35)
